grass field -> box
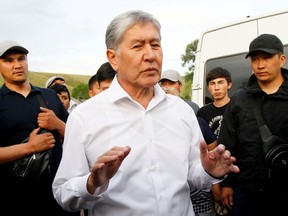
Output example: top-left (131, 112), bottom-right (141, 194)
top-left (0, 71), bottom-right (91, 92)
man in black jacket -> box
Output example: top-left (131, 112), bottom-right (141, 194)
top-left (218, 34), bottom-right (288, 216)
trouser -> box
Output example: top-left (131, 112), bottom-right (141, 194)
top-left (231, 186), bottom-right (288, 216)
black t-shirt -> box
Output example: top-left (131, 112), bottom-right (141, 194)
top-left (197, 102), bottom-right (228, 138)
top-left (197, 116), bottom-right (216, 145)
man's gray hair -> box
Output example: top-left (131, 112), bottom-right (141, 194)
top-left (105, 10), bottom-right (161, 50)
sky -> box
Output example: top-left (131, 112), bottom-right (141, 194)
top-left (1, 0), bottom-right (288, 76)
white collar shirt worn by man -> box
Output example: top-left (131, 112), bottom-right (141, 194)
top-left (52, 10), bottom-right (239, 216)
top-left (53, 77), bottom-right (218, 215)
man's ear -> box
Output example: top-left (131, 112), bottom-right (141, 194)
top-left (280, 54), bottom-right (286, 68)
top-left (179, 83), bottom-right (183, 92)
top-left (106, 49), bottom-right (118, 72)
top-left (228, 82), bottom-right (232, 90)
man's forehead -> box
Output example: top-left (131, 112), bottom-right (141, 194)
top-left (124, 22), bottom-right (160, 39)
top-left (209, 77), bottom-right (227, 82)
top-left (54, 79), bottom-right (65, 83)
top-left (0, 52), bottom-right (26, 59)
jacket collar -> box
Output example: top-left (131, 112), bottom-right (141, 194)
top-left (246, 68), bottom-right (288, 96)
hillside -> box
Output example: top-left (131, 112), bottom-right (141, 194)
top-left (0, 71), bottom-right (91, 92)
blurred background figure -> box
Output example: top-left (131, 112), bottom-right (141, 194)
top-left (95, 62), bottom-right (116, 92)
top-left (159, 69), bottom-right (199, 113)
top-left (88, 74), bottom-right (100, 97)
top-left (88, 62), bottom-right (116, 97)
top-left (45, 76), bottom-right (79, 113)
top-left (48, 83), bottom-right (71, 111)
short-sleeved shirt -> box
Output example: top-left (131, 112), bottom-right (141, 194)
top-left (197, 116), bottom-right (217, 145)
top-left (197, 102), bottom-right (228, 138)
top-left (0, 83), bottom-right (72, 215)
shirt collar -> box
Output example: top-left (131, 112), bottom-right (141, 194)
top-left (0, 83), bottom-right (41, 96)
top-left (107, 75), bottom-right (166, 108)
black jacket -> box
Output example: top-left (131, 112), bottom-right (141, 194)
top-left (218, 68), bottom-right (288, 194)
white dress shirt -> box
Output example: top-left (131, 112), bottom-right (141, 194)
top-left (52, 77), bottom-right (219, 216)
top-left (67, 98), bottom-right (78, 113)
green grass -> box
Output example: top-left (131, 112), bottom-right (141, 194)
top-left (0, 71), bottom-right (91, 92)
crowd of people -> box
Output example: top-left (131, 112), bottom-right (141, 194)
top-left (0, 9), bottom-right (287, 216)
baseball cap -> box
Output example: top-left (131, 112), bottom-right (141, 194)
top-left (245, 34), bottom-right (283, 58)
top-left (45, 76), bottom-right (65, 88)
top-left (160, 69), bottom-right (181, 83)
top-left (0, 40), bottom-right (29, 58)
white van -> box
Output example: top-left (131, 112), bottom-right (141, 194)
top-left (192, 9), bottom-right (288, 107)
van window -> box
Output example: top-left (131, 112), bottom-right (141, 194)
top-left (203, 45), bottom-right (288, 104)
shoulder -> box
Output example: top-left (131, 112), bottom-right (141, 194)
top-left (197, 117), bottom-right (217, 143)
top-left (197, 116), bottom-right (207, 126)
top-left (230, 87), bottom-right (250, 104)
top-left (33, 86), bottom-right (68, 114)
top-left (35, 86), bottom-right (59, 100)
top-left (184, 99), bottom-right (199, 113)
top-left (185, 99), bottom-right (199, 107)
top-left (197, 102), bottom-right (214, 113)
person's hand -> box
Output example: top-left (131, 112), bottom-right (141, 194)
top-left (211, 182), bottom-right (221, 202)
top-left (27, 128), bottom-right (55, 153)
top-left (200, 141), bottom-right (240, 178)
top-left (38, 107), bottom-right (66, 136)
top-left (87, 146), bottom-right (131, 194)
top-left (221, 186), bottom-right (234, 210)
top-left (0, 128), bottom-right (55, 164)
top-left (38, 107), bottom-right (61, 130)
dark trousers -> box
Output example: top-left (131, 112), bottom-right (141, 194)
top-left (231, 186), bottom-right (288, 216)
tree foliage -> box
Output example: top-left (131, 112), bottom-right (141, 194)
top-left (181, 39), bottom-right (198, 71)
top-left (180, 39), bottom-right (199, 100)
top-left (72, 83), bottom-right (89, 100)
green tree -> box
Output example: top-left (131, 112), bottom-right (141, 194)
top-left (181, 39), bottom-right (198, 71)
top-left (180, 39), bottom-right (199, 100)
top-left (72, 83), bottom-right (89, 100)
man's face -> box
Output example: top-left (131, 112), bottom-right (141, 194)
top-left (109, 22), bottom-right (163, 90)
top-left (99, 79), bottom-right (113, 92)
top-left (0, 53), bottom-right (28, 84)
top-left (89, 81), bottom-right (100, 97)
top-left (251, 52), bottom-right (286, 83)
top-left (208, 77), bottom-right (231, 101)
top-left (57, 91), bottom-right (70, 110)
top-left (160, 79), bottom-right (182, 96)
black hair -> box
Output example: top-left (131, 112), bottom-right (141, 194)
top-left (88, 74), bottom-right (98, 90)
top-left (49, 83), bottom-right (71, 101)
top-left (95, 62), bottom-right (116, 83)
top-left (206, 67), bottom-right (232, 86)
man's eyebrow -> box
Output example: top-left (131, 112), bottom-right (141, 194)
top-left (130, 37), bottom-right (160, 43)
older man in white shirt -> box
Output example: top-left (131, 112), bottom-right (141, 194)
top-left (52, 10), bottom-right (239, 216)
